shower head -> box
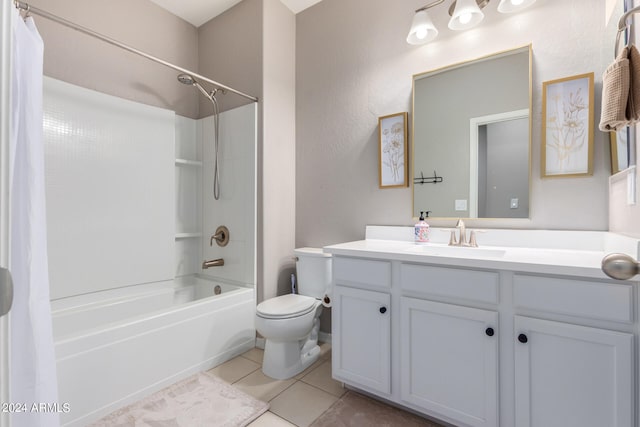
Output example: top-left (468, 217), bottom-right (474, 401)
top-left (177, 73), bottom-right (196, 86)
top-left (177, 73), bottom-right (215, 101)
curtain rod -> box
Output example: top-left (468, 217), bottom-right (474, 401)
top-left (13, 1), bottom-right (259, 103)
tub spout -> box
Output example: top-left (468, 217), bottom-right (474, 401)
top-left (202, 258), bottom-right (224, 269)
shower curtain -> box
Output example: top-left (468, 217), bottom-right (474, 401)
top-left (9, 9), bottom-right (59, 427)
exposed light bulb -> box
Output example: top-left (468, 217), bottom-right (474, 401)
top-left (498, 0), bottom-right (536, 13)
top-left (407, 9), bottom-right (438, 45)
top-left (458, 12), bottom-right (472, 25)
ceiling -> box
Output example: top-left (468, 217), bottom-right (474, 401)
top-left (148, 0), bottom-right (324, 27)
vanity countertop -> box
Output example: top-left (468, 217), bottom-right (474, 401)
top-left (323, 226), bottom-right (640, 280)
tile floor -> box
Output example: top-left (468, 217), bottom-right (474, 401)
top-left (208, 343), bottom-right (343, 427)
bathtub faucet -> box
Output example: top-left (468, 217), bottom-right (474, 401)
top-left (202, 258), bottom-right (224, 269)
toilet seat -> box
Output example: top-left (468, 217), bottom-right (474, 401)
top-left (256, 294), bottom-right (318, 319)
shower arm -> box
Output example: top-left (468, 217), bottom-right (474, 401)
top-left (13, 1), bottom-right (258, 103)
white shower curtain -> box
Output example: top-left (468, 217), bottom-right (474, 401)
top-left (10, 9), bottom-right (59, 427)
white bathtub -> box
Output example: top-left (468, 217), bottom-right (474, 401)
top-left (51, 275), bottom-right (256, 427)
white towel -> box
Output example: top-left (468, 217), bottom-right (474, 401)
top-left (600, 46), bottom-right (630, 131)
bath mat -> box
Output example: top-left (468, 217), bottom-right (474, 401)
top-left (89, 371), bottom-right (269, 427)
top-left (310, 391), bottom-right (443, 427)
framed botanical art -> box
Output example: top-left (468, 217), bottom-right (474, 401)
top-left (541, 72), bottom-right (594, 177)
top-left (379, 112), bottom-right (408, 188)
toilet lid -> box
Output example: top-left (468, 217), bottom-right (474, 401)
top-left (256, 294), bottom-right (317, 319)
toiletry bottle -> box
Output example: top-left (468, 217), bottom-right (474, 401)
top-left (414, 211), bottom-right (431, 244)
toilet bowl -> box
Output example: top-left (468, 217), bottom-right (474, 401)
top-left (255, 248), bottom-right (331, 380)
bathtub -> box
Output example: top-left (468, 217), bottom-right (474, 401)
top-left (51, 275), bottom-right (256, 427)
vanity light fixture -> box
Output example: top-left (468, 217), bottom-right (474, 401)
top-left (497, 0), bottom-right (536, 13)
top-left (406, 0), bottom-right (444, 45)
top-left (448, 0), bottom-right (488, 31)
top-left (407, 0), bottom-right (490, 45)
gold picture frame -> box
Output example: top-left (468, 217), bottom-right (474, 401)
top-left (379, 112), bottom-right (408, 188)
top-left (541, 72), bottom-right (594, 178)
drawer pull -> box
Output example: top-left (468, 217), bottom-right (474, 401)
top-left (379, 306), bottom-right (387, 314)
top-left (485, 327), bottom-right (494, 337)
top-left (518, 333), bottom-right (528, 344)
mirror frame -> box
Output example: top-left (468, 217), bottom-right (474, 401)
top-left (411, 45), bottom-right (533, 220)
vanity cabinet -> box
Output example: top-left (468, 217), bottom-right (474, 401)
top-left (329, 249), bottom-right (637, 427)
top-left (401, 297), bottom-right (498, 427)
top-left (332, 281), bottom-right (391, 395)
top-left (514, 317), bottom-right (633, 427)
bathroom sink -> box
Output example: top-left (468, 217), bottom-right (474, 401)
top-left (405, 244), bottom-right (507, 258)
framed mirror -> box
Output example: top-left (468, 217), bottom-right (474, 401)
top-left (412, 45), bottom-right (532, 219)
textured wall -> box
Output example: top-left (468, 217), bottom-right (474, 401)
top-left (197, 0), bottom-right (262, 117)
top-left (296, 0), bottom-right (613, 248)
top-left (261, 0), bottom-right (297, 300)
top-left (27, 0), bottom-right (200, 118)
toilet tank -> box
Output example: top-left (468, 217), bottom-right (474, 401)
top-left (294, 247), bottom-right (332, 299)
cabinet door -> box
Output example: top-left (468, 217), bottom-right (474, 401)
top-left (514, 316), bottom-right (633, 427)
top-left (332, 285), bottom-right (391, 395)
top-left (401, 297), bottom-right (498, 427)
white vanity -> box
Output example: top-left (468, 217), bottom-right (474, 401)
top-left (324, 226), bottom-right (640, 427)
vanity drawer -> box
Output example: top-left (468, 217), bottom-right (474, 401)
top-left (333, 257), bottom-right (391, 289)
top-left (513, 274), bottom-right (633, 323)
top-left (400, 263), bottom-right (499, 304)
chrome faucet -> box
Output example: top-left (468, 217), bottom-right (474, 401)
top-left (202, 258), bottom-right (224, 269)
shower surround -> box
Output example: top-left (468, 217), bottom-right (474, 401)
top-left (43, 77), bottom-right (257, 426)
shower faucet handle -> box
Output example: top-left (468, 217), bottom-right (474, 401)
top-left (210, 226), bottom-right (229, 247)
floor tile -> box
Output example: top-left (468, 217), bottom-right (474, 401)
top-left (234, 368), bottom-right (296, 402)
top-left (242, 347), bottom-right (265, 364)
top-left (269, 381), bottom-right (339, 427)
top-left (247, 411), bottom-right (297, 427)
top-left (207, 355), bottom-right (260, 384)
top-left (300, 360), bottom-right (346, 398)
top-left (295, 357), bottom-right (326, 380)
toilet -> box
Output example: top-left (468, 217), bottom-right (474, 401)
top-left (255, 247), bottom-right (331, 380)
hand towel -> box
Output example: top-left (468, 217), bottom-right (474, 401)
top-left (627, 44), bottom-right (640, 123)
top-left (600, 46), bottom-right (630, 131)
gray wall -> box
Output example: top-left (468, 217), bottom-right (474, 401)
top-left (28, 0), bottom-right (200, 118)
top-left (296, 0), bottom-right (613, 249)
top-left (197, 0), bottom-right (262, 117)
top-left (262, 0), bottom-right (297, 300)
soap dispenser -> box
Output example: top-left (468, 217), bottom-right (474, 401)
top-left (414, 211), bottom-right (431, 244)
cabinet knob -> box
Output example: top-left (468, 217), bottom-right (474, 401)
top-left (379, 306), bottom-right (387, 314)
top-left (485, 327), bottom-right (494, 337)
top-left (518, 333), bottom-right (528, 344)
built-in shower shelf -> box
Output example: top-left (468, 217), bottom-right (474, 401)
top-left (175, 159), bottom-right (202, 167)
top-left (175, 232), bottom-right (202, 239)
